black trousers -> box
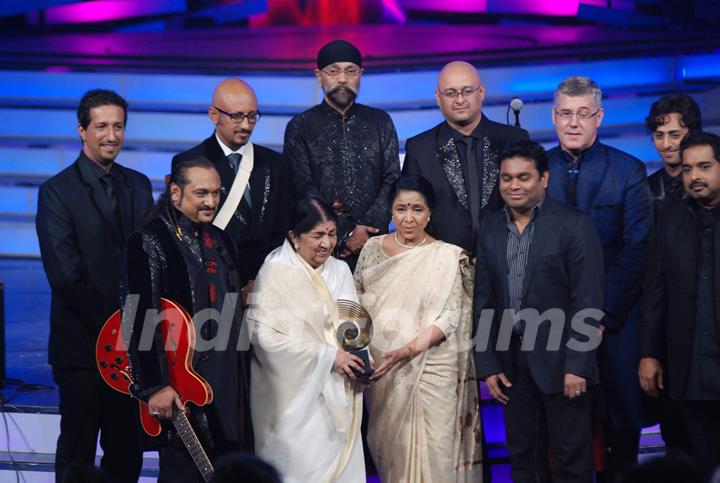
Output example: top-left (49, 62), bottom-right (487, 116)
top-left (53, 367), bottom-right (143, 483)
top-left (504, 342), bottom-right (593, 483)
top-left (658, 392), bottom-right (692, 457)
top-left (158, 439), bottom-right (241, 483)
top-left (677, 399), bottom-right (720, 476)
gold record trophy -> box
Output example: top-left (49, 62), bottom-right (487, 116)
top-left (336, 299), bottom-right (374, 379)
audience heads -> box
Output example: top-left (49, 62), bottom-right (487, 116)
top-left (620, 455), bottom-right (702, 483)
top-left (62, 462), bottom-right (111, 483)
top-left (388, 175), bottom-right (437, 211)
top-left (680, 131), bottom-right (720, 208)
top-left (209, 452), bottom-right (282, 483)
top-left (552, 76), bottom-right (604, 158)
top-left (209, 78), bottom-right (259, 151)
top-left (76, 89), bottom-right (128, 168)
top-left (315, 40), bottom-right (363, 112)
top-left (435, 61), bottom-right (485, 132)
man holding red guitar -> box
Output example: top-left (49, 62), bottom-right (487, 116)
top-left (120, 156), bottom-right (252, 482)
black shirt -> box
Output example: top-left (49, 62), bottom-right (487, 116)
top-left (684, 205), bottom-right (720, 399)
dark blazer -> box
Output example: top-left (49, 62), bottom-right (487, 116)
top-left (403, 116), bottom-right (528, 252)
top-left (123, 210), bottom-right (252, 449)
top-left (640, 198), bottom-right (720, 399)
top-left (547, 139), bottom-right (653, 428)
top-left (36, 153), bottom-right (154, 369)
top-left (172, 134), bottom-right (292, 281)
top-left (473, 196), bottom-right (604, 394)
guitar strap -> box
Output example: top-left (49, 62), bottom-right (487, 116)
top-left (213, 143), bottom-right (254, 230)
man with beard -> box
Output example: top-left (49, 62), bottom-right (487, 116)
top-left (122, 157), bottom-right (252, 482)
top-left (283, 39), bottom-right (401, 268)
top-left (646, 94), bottom-right (702, 210)
top-left (36, 89), bottom-right (152, 482)
top-left (475, 140), bottom-right (604, 483)
top-left (546, 76), bottom-right (653, 482)
top-left (403, 61), bottom-right (528, 253)
top-left (640, 132), bottom-right (720, 477)
top-left (173, 78), bottom-right (292, 294)
top-left (641, 94), bottom-right (702, 457)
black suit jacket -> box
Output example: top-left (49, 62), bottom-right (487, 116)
top-left (172, 134), bottom-right (292, 281)
top-left (640, 198), bottom-right (720, 399)
top-left (36, 153), bottom-right (154, 369)
top-left (473, 196), bottom-right (604, 394)
top-left (403, 116), bottom-right (528, 252)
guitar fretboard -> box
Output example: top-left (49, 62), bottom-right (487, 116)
top-left (172, 410), bottom-right (214, 482)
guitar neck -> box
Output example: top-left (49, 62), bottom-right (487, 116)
top-left (171, 410), bottom-right (215, 482)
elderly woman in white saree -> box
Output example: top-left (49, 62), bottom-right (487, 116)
top-left (247, 196), bottom-right (366, 483)
top-left (354, 175), bottom-right (483, 482)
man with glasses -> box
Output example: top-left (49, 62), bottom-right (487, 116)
top-left (403, 61), bottom-right (528, 253)
top-left (283, 39), bottom-right (401, 268)
top-left (546, 75), bottom-right (653, 482)
top-left (173, 78), bottom-right (292, 292)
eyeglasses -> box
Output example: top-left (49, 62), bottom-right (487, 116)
top-left (438, 86), bottom-right (482, 99)
top-left (320, 66), bottom-right (362, 78)
top-left (554, 108), bottom-right (601, 121)
top-left (212, 106), bottom-right (261, 124)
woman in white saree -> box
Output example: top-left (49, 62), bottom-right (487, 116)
top-left (247, 196), bottom-right (366, 483)
top-left (355, 175), bottom-right (483, 482)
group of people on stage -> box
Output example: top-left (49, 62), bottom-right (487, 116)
top-left (34, 36), bottom-right (720, 483)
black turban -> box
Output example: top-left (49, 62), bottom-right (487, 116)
top-left (316, 40), bottom-right (362, 70)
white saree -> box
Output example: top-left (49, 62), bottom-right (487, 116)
top-left (247, 240), bottom-right (365, 483)
top-left (355, 236), bottom-right (483, 483)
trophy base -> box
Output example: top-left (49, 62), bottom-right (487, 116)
top-left (350, 348), bottom-right (373, 379)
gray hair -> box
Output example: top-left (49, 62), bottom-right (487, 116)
top-left (554, 76), bottom-right (602, 107)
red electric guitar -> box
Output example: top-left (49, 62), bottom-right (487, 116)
top-left (96, 298), bottom-right (215, 482)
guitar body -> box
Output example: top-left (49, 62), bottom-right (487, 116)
top-left (96, 297), bottom-right (213, 437)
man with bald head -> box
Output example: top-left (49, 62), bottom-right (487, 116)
top-left (403, 61), bottom-right (528, 253)
top-left (173, 78), bottom-right (292, 289)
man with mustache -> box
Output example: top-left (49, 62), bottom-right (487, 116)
top-left (646, 94), bottom-right (702, 210)
top-left (402, 61), bottom-right (528, 254)
top-left (122, 157), bottom-right (252, 482)
top-left (641, 94), bottom-right (702, 458)
top-left (36, 89), bottom-right (153, 482)
top-left (545, 76), bottom-right (653, 482)
top-left (640, 131), bottom-right (720, 477)
top-left (283, 39), bottom-right (401, 269)
top-left (475, 139), bottom-right (604, 483)
top-left (173, 78), bottom-right (292, 296)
